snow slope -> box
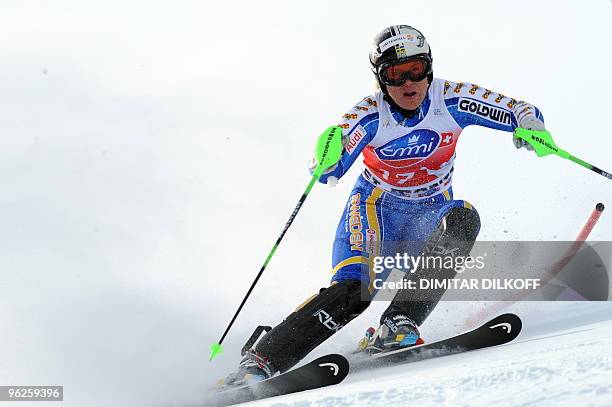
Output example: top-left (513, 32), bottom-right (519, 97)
top-left (229, 303), bottom-right (612, 407)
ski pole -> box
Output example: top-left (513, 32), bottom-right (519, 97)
top-left (209, 126), bottom-right (344, 361)
top-left (514, 128), bottom-right (612, 181)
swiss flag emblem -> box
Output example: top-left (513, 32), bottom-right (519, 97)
top-left (441, 132), bottom-right (453, 146)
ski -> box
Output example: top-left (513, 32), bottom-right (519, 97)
top-left (211, 314), bottom-right (520, 405)
top-left (211, 353), bottom-right (349, 406)
top-left (351, 313), bottom-right (522, 371)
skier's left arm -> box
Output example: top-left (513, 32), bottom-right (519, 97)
top-left (443, 80), bottom-right (545, 150)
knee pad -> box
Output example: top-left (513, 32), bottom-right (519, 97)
top-left (446, 205), bottom-right (481, 239)
top-left (434, 205), bottom-right (481, 244)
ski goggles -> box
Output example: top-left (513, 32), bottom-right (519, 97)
top-left (377, 57), bottom-right (431, 86)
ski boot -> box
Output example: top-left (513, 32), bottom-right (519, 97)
top-left (358, 313), bottom-right (424, 354)
top-left (217, 349), bottom-right (275, 389)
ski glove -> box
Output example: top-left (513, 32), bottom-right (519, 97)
top-left (326, 176), bottom-right (338, 187)
top-left (513, 116), bottom-right (545, 151)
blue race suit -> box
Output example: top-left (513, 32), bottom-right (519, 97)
top-left (321, 78), bottom-right (544, 294)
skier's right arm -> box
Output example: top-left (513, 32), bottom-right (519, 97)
top-left (309, 97), bottom-right (380, 184)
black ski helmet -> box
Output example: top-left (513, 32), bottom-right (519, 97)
top-left (369, 25), bottom-right (433, 88)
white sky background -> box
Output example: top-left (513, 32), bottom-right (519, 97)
top-left (1, 1), bottom-right (611, 406)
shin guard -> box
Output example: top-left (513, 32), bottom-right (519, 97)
top-left (253, 280), bottom-right (369, 373)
